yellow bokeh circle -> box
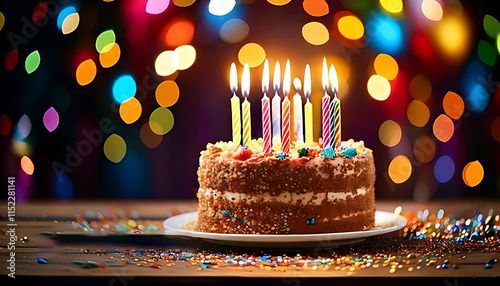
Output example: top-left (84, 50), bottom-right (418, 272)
top-left (149, 107), bottom-right (175, 135)
top-left (374, 53), bottom-right (399, 80)
top-left (378, 120), bottom-right (402, 147)
top-left (156, 80), bottom-right (180, 107)
top-left (238, 43), bottom-right (266, 67)
top-left (407, 100), bottom-right (430, 127)
top-left (76, 59), bottom-right (97, 86)
top-left (103, 134), bottom-right (127, 163)
top-left (119, 97), bottom-right (142, 124)
top-left (388, 155), bottom-right (412, 184)
top-left (337, 15), bottom-right (365, 40)
top-left (462, 160), bottom-right (484, 187)
top-left (367, 74), bottom-right (391, 101)
top-left (302, 22), bottom-right (329, 46)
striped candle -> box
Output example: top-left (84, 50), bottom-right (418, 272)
top-left (330, 65), bottom-right (341, 149)
top-left (321, 58), bottom-right (331, 148)
top-left (293, 78), bottom-right (304, 143)
top-left (304, 64), bottom-right (313, 145)
top-left (271, 61), bottom-right (281, 145)
top-left (241, 64), bottom-right (251, 146)
top-left (282, 60), bottom-right (291, 154)
top-left (230, 63), bottom-right (241, 146)
top-left (261, 59), bottom-right (272, 153)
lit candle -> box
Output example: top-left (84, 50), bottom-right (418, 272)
top-left (261, 59), bottom-right (272, 153)
top-left (330, 64), bottom-right (341, 149)
top-left (241, 63), bottom-right (251, 146)
top-left (293, 77), bottom-right (304, 144)
top-left (321, 58), bottom-right (331, 148)
top-left (282, 60), bottom-right (291, 154)
top-left (230, 63), bottom-right (241, 146)
top-left (271, 61), bottom-right (281, 146)
top-left (304, 64), bottom-right (313, 145)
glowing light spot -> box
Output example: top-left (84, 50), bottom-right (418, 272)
top-left (267, 0), bottom-right (291, 6)
top-left (467, 83), bottom-right (489, 113)
top-left (209, 0), bottom-right (236, 16)
top-left (434, 155), bottom-right (455, 183)
top-left (380, 0), bottom-right (402, 14)
top-left (413, 135), bottom-right (436, 163)
top-left (238, 43), bottom-right (266, 67)
top-left (378, 120), bottom-right (401, 147)
top-left (302, 21), bottom-right (329, 46)
top-left (51, 173), bottom-right (74, 199)
top-left (407, 100), bottom-right (430, 127)
top-left (0, 114), bottom-right (12, 136)
top-left (43, 107), bottom-right (59, 132)
top-left (0, 12), bottom-right (4, 31)
top-left (5, 49), bottom-right (19, 71)
top-left (57, 7), bottom-right (76, 30)
top-left (21, 156), bottom-right (34, 175)
top-left (149, 107), bottom-right (174, 135)
top-left (462, 161), bottom-right (484, 187)
top-left (61, 12), bottom-right (79, 34)
top-left (76, 59), bottom-right (97, 86)
top-left (119, 97), bottom-right (142, 124)
top-left (220, 18), bottom-right (249, 44)
top-left (156, 80), bottom-right (180, 107)
top-left (112, 75), bottom-right (137, 103)
top-left (483, 15), bottom-right (500, 39)
top-left (174, 45), bottom-right (196, 70)
top-left (337, 15), bottom-right (364, 40)
top-left (140, 122), bottom-right (163, 148)
top-left (491, 117), bottom-right (500, 143)
top-left (477, 40), bottom-right (497, 67)
top-left (421, 0), bottom-right (442, 21)
top-left (14, 114), bottom-right (32, 141)
top-left (388, 155), bottom-right (412, 184)
top-left (146, 0), bottom-right (170, 14)
top-left (25, 50), bottom-right (41, 74)
top-left (374, 54), bottom-right (398, 80)
top-left (303, 0), bottom-right (329, 17)
top-left (497, 34), bottom-right (500, 54)
top-left (434, 15), bottom-right (470, 60)
top-left (155, 50), bottom-right (179, 76)
top-left (394, 206), bottom-right (402, 216)
top-left (32, 2), bottom-right (48, 22)
top-left (443, 91), bottom-right (464, 119)
top-left (104, 134), bottom-right (127, 163)
top-left (173, 0), bottom-right (196, 7)
top-left (99, 43), bottom-right (121, 68)
top-left (367, 75), bottom-right (391, 101)
top-left (165, 20), bottom-right (195, 47)
top-left (366, 12), bottom-right (404, 55)
top-left (409, 75), bottom-right (431, 102)
top-left (432, 114), bottom-right (454, 142)
top-left (95, 30), bottom-right (116, 53)
top-left (411, 33), bottom-right (433, 61)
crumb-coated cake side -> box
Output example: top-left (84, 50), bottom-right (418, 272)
top-left (194, 139), bottom-right (376, 234)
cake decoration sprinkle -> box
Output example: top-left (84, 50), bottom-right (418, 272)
top-left (306, 218), bottom-right (316, 225)
top-left (221, 210), bottom-right (231, 215)
top-left (277, 153), bottom-right (286, 160)
top-left (298, 147), bottom-right (309, 157)
top-left (320, 147), bottom-right (336, 159)
top-left (341, 147), bottom-right (357, 159)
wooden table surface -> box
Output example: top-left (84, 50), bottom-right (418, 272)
top-left (1, 199), bottom-right (499, 285)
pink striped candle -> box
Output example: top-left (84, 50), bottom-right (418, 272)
top-left (261, 59), bottom-right (272, 153)
top-left (321, 58), bottom-right (331, 148)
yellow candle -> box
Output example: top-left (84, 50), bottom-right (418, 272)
top-left (293, 78), bottom-right (303, 143)
top-left (304, 64), bottom-right (313, 145)
top-left (230, 63), bottom-right (241, 146)
top-left (242, 64), bottom-right (251, 146)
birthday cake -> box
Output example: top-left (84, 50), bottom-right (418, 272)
top-left (194, 139), bottom-right (376, 234)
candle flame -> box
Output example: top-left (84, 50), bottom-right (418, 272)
top-left (242, 63), bottom-right (250, 98)
top-left (273, 61), bottom-right (280, 93)
top-left (304, 64), bottom-right (311, 99)
top-left (230, 62), bottom-right (237, 93)
top-left (294, 77), bottom-right (301, 94)
top-left (283, 59), bottom-right (291, 96)
top-left (262, 59), bottom-right (269, 94)
top-left (322, 57), bottom-right (328, 93)
top-left (329, 64), bottom-right (339, 95)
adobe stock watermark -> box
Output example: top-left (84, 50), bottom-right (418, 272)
top-left (6, 177), bottom-right (17, 278)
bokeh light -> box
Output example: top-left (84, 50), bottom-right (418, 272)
top-left (209, 0), bottom-right (236, 16)
top-left (380, 0), bottom-right (402, 14)
top-left (76, 59), bottom-right (97, 86)
top-left (421, 0), bottom-right (443, 21)
top-left (14, 114), bottom-right (32, 141)
top-left (95, 30), bottom-right (116, 53)
top-left (434, 15), bottom-right (470, 61)
top-left (467, 83), bottom-right (489, 113)
top-left (302, 22), bottom-right (329, 45)
top-left (483, 14), bottom-right (500, 38)
top-left (43, 107), bottom-right (59, 132)
top-left (388, 155), bottom-right (412, 184)
top-left (337, 15), bottom-right (364, 40)
top-left (413, 135), bottom-right (436, 163)
top-left (374, 53), bottom-right (398, 80)
top-left (25, 50), bottom-right (41, 74)
top-left (477, 40), bottom-right (497, 67)
top-left (366, 12), bottom-right (404, 55)
top-left (0, 12), bottom-right (4, 31)
top-left (409, 75), bottom-right (431, 101)
top-left (140, 122), bottom-right (163, 149)
top-left (238, 43), bottom-right (266, 67)
top-left (57, 7), bottom-right (76, 30)
top-left (119, 97), bottom-right (142, 124)
top-left (32, 2), bottom-right (47, 22)
top-left (149, 107), bottom-right (175, 135)
top-left (220, 18), bottom-right (249, 44)
top-left (174, 45), bottom-right (196, 70)
top-left (21, 156), bottom-right (34, 175)
top-left (155, 50), bottom-right (179, 76)
top-left (165, 20), bottom-right (195, 47)
top-left (434, 155), bottom-right (455, 183)
top-left (99, 43), bottom-right (121, 68)
top-left (103, 134), bottom-right (127, 163)
top-left (156, 80), bottom-right (180, 107)
top-left (51, 173), bottom-right (74, 199)
top-left (5, 49), bottom-right (19, 71)
top-left (411, 33), bottom-right (433, 61)
top-left (378, 120), bottom-right (402, 147)
top-left (491, 117), bottom-right (500, 143)
top-left (146, 0), bottom-right (170, 14)
top-left (407, 100), bottom-right (430, 127)
top-left (61, 11), bottom-right (79, 35)
top-left (303, 0), bottom-right (329, 17)
top-left (367, 74), bottom-right (391, 101)
top-left (0, 114), bottom-right (12, 136)
top-left (432, 114), bottom-right (454, 142)
top-left (112, 75), bottom-right (137, 103)
top-left (443, 91), bottom-right (464, 119)
top-left (173, 0), bottom-right (196, 7)
top-left (462, 161), bottom-right (484, 187)
top-left (268, 0), bottom-right (291, 6)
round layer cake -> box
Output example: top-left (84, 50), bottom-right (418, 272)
top-left (194, 139), bottom-right (376, 234)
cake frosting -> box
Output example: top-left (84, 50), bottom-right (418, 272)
top-left (194, 139), bottom-right (376, 234)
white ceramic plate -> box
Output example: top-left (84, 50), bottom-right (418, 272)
top-left (163, 211), bottom-right (407, 247)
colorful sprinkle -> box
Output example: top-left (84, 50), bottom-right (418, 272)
top-left (277, 153), bottom-right (286, 160)
top-left (320, 147), bottom-right (336, 159)
top-left (341, 147), bottom-right (357, 159)
top-left (36, 258), bottom-right (48, 264)
top-left (298, 147), bottom-right (309, 157)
